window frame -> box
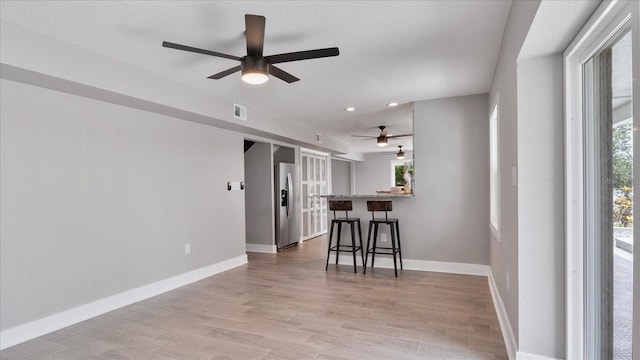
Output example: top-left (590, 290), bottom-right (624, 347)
top-left (489, 101), bottom-right (500, 241)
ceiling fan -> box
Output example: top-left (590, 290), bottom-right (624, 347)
top-left (162, 14), bottom-right (339, 85)
top-left (351, 126), bottom-right (412, 147)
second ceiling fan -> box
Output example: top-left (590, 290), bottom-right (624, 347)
top-left (162, 14), bottom-right (340, 84)
top-left (351, 126), bottom-right (412, 147)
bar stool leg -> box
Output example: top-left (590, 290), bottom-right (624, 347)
top-left (364, 222), bottom-right (373, 274)
top-left (336, 222), bottom-right (342, 265)
top-left (326, 220), bottom-right (335, 271)
top-left (371, 223), bottom-right (379, 269)
top-left (350, 222), bottom-right (357, 273)
top-left (389, 223), bottom-right (398, 277)
top-left (396, 220), bottom-right (403, 270)
top-left (357, 220), bottom-right (365, 271)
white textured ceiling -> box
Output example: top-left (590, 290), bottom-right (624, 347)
top-left (0, 0), bottom-right (511, 154)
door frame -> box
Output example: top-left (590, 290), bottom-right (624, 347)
top-left (564, 1), bottom-right (640, 357)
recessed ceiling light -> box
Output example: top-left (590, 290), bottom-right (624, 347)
top-left (345, 107), bottom-right (356, 112)
top-left (387, 102), bottom-right (398, 107)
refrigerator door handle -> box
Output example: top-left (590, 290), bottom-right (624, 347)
top-left (286, 173), bottom-right (292, 217)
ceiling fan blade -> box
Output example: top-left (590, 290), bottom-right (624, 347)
top-left (208, 65), bottom-right (242, 79)
top-left (266, 47), bottom-right (339, 64)
top-left (350, 135), bottom-right (377, 138)
top-left (162, 41), bottom-right (241, 61)
top-left (269, 65), bottom-right (300, 83)
top-left (387, 134), bottom-right (413, 139)
top-left (245, 14), bottom-right (266, 57)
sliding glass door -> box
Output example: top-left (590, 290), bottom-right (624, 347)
top-left (566, 2), bottom-right (638, 358)
top-left (583, 28), bottom-right (634, 359)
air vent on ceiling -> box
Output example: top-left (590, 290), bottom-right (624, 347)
top-left (233, 103), bottom-right (247, 121)
top-left (316, 133), bottom-right (323, 144)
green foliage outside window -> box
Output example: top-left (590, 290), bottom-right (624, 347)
top-left (614, 187), bottom-right (633, 227)
top-left (394, 164), bottom-right (414, 186)
top-left (613, 123), bottom-right (633, 227)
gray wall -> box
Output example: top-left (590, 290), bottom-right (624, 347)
top-left (331, 158), bottom-right (352, 195)
top-left (407, 94), bottom-right (490, 264)
top-left (244, 142), bottom-right (274, 247)
top-left (273, 146), bottom-right (295, 164)
top-left (0, 80), bottom-right (246, 330)
top-left (488, 0), bottom-right (541, 343)
top-left (355, 152), bottom-right (407, 195)
top-left (517, 54), bottom-right (565, 358)
top-left (338, 95), bottom-right (489, 265)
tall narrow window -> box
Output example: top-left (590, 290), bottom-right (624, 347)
top-left (490, 103), bottom-right (500, 237)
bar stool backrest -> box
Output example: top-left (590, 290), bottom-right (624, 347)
top-left (367, 200), bottom-right (393, 221)
top-left (329, 200), bottom-right (353, 220)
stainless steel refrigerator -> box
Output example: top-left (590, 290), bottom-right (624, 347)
top-left (275, 163), bottom-right (300, 251)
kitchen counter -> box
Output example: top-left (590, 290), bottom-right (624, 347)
top-left (322, 194), bottom-right (412, 269)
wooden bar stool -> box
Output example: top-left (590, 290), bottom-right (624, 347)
top-left (325, 200), bottom-right (364, 273)
top-left (364, 200), bottom-right (403, 277)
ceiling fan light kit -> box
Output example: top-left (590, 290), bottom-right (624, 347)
top-left (162, 14), bottom-right (339, 85)
top-left (353, 125), bottom-right (412, 148)
top-left (241, 57), bottom-right (269, 84)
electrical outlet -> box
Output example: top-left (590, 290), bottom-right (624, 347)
top-left (381, 233), bottom-right (387, 243)
top-left (506, 272), bottom-right (510, 292)
top-left (184, 244), bottom-right (191, 255)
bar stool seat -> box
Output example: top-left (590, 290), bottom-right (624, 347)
top-left (364, 201), bottom-right (403, 277)
top-left (326, 200), bottom-right (365, 273)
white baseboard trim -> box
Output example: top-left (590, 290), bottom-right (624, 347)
top-left (328, 254), bottom-right (491, 277)
top-left (488, 271), bottom-right (517, 360)
top-left (246, 243), bottom-right (277, 253)
top-left (0, 254), bottom-right (248, 350)
top-left (516, 352), bottom-right (561, 360)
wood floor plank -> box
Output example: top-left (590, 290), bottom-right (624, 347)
top-left (0, 236), bottom-right (507, 359)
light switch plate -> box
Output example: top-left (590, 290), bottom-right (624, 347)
top-left (511, 166), bottom-right (517, 187)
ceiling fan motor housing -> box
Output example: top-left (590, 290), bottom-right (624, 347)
top-left (241, 57), bottom-right (269, 76)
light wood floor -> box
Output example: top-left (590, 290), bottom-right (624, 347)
top-left (1, 236), bottom-right (508, 360)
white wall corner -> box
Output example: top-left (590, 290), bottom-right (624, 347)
top-left (488, 271), bottom-right (518, 360)
top-left (0, 255), bottom-right (248, 350)
top-left (245, 243), bottom-right (277, 254)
